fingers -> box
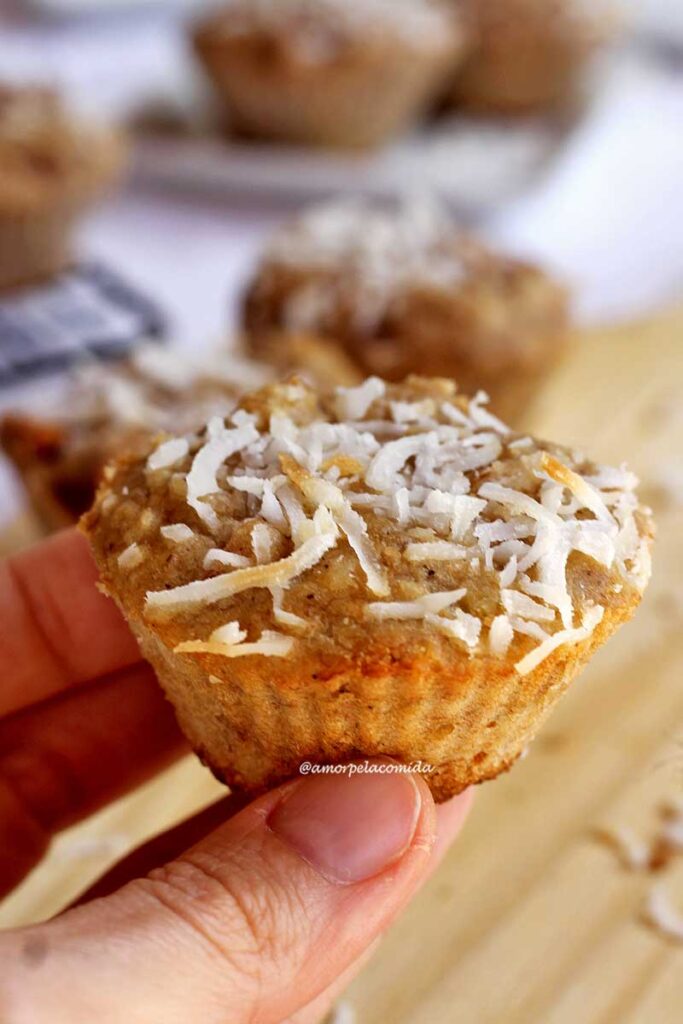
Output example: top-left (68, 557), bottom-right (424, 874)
top-left (78, 784), bottom-right (473, 903)
top-left (286, 793), bottom-right (474, 1024)
top-left (0, 664), bottom-right (186, 897)
top-left (0, 528), bottom-right (140, 718)
top-left (287, 944), bottom-right (380, 1024)
top-left (76, 793), bottom-right (252, 905)
top-left (2, 766), bottom-right (471, 1024)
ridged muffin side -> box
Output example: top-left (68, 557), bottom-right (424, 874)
top-left (192, 0), bottom-right (467, 148)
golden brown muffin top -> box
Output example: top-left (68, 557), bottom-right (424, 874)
top-left (247, 199), bottom-right (562, 339)
top-left (195, 0), bottom-right (463, 55)
top-left (461, 0), bottom-right (611, 49)
top-left (0, 85), bottom-right (124, 213)
top-left (84, 376), bottom-right (653, 678)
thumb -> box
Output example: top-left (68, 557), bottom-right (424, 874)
top-left (3, 766), bottom-right (467, 1024)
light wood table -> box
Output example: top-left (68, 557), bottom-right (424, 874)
top-left (2, 310), bottom-right (682, 1023)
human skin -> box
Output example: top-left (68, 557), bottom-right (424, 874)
top-left (0, 529), bottom-right (471, 1024)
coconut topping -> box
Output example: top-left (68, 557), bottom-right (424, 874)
top-left (58, 343), bottom-right (273, 435)
top-left (643, 887), bottom-right (683, 944)
top-left (209, 0), bottom-right (458, 53)
top-left (146, 506), bottom-right (339, 615)
top-left (262, 200), bottom-right (488, 336)
top-left (118, 542), bottom-right (144, 569)
top-left (175, 623), bottom-right (294, 659)
top-left (160, 523), bottom-right (195, 543)
top-left (514, 605), bottom-right (604, 677)
top-left (204, 548), bottom-right (251, 569)
top-left (147, 437), bottom-right (190, 472)
top-left (489, 614), bottom-right (514, 657)
top-left (368, 589), bottom-right (467, 620)
top-left (405, 541), bottom-right (467, 562)
top-left (270, 585), bottom-right (310, 632)
top-left (130, 378), bottom-right (650, 670)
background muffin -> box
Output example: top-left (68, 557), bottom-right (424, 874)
top-left (192, 0), bottom-right (467, 148)
top-left (450, 0), bottom-right (613, 114)
top-left (0, 333), bottom-right (364, 532)
top-left (243, 200), bottom-right (569, 423)
top-left (83, 376), bottom-right (653, 802)
top-left (0, 85), bottom-right (125, 292)
top-left (1, 345), bottom-right (271, 531)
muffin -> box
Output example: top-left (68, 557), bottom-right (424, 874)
top-left (450, 0), bottom-right (613, 114)
top-left (1, 335), bottom-right (365, 532)
top-left (1, 345), bottom-right (272, 532)
top-left (192, 0), bottom-right (467, 148)
top-left (243, 200), bottom-right (569, 423)
top-left (83, 375), bottom-right (653, 802)
top-left (242, 331), bottom-right (362, 389)
top-left (0, 85), bottom-right (125, 292)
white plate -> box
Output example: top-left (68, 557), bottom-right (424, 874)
top-left (133, 114), bottom-right (574, 216)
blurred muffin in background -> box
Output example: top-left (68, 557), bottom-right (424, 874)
top-left (449, 0), bottom-right (613, 114)
top-left (0, 335), bottom-right (363, 532)
top-left (251, 331), bottom-right (362, 387)
top-left (191, 0), bottom-right (467, 149)
top-left (0, 86), bottom-right (125, 292)
top-left (0, 346), bottom-right (271, 532)
top-left (242, 199), bottom-right (570, 423)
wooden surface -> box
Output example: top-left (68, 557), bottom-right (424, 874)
top-left (2, 309), bottom-right (683, 1022)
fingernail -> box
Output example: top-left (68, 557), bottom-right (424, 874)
top-left (267, 764), bottom-right (423, 884)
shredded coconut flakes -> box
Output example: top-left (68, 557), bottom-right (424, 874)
top-left (160, 523), bottom-right (195, 543)
top-left (404, 541), bottom-right (467, 562)
top-left (515, 605), bottom-right (605, 677)
top-left (186, 419), bottom-right (258, 531)
top-left (147, 437), bottom-right (190, 472)
top-left (176, 625), bottom-right (294, 659)
top-left (133, 379), bottom-right (648, 671)
top-left (204, 549), bottom-right (252, 570)
top-left (118, 543), bottom-right (144, 569)
top-left (367, 590), bottom-right (466, 620)
top-left (643, 886), bottom-right (683, 944)
top-left (489, 615), bottom-right (514, 657)
top-left (147, 507), bottom-right (338, 615)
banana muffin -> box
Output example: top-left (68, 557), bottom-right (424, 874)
top-left (0, 85), bottom-right (125, 291)
top-left (243, 200), bottom-right (569, 423)
top-left (192, 0), bottom-right (467, 148)
top-left (450, 0), bottom-right (612, 114)
top-left (1, 345), bottom-right (271, 532)
top-left (83, 376), bottom-right (653, 802)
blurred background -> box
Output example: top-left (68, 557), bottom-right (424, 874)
top-left (0, 2), bottom-right (682, 1020)
top-left (0, 1), bottom-right (681, 527)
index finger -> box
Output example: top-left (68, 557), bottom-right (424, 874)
top-left (0, 528), bottom-right (140, 717)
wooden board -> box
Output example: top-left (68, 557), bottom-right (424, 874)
top-left (2, 309), bottom-right (683, 1022)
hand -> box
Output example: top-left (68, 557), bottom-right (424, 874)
top-left (0, 529), bottom-right (471, 1024)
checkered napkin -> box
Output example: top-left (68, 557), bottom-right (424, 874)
top-left (0, 264), bottom-right (166, 386)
